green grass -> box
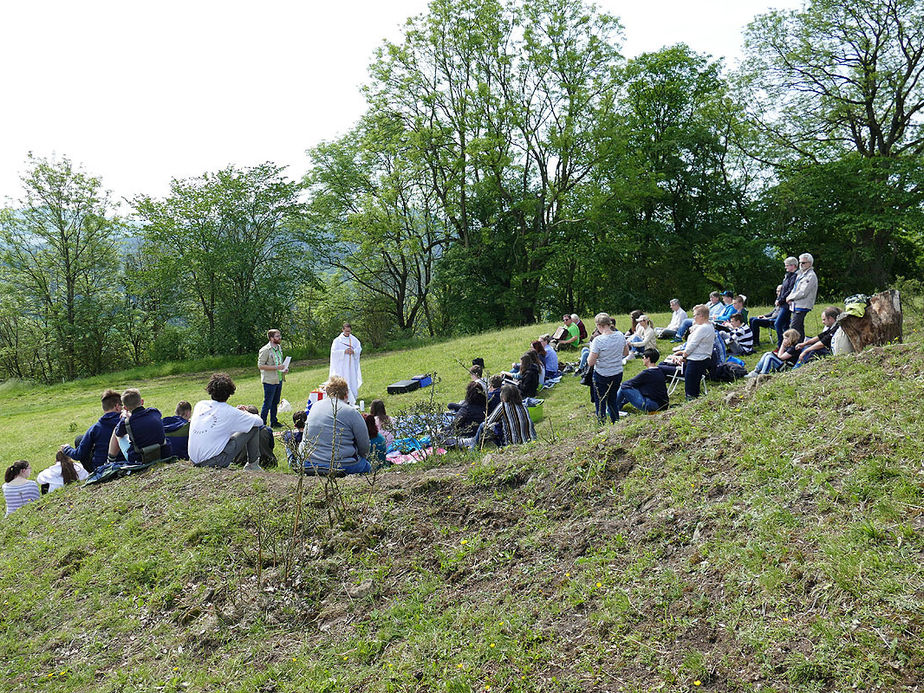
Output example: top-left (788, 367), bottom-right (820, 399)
top-left (5, 305), bottom-right (910, 693)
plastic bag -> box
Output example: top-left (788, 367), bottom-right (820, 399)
top-left (277, 398), bottom-right (292, 413)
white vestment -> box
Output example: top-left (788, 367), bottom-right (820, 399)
top-left (329, 332), bottom-right (363, 404)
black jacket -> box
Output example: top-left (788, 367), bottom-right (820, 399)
top-left (518, 364), bottom-right (540, 399)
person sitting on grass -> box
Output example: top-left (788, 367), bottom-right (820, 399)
top-left (4, 461), bottom-right (40, 516)
top-left (60, 388), bottom-right (124, 473)
top-left (794, 306), bottom-right (842, 367)
top-left (282, 410), bottom-right (307, 468)
top-left (723, 313), bottom-right (754, 355)
top-left (470, 384), bottom-right (536, 449)
top-left (237, 405), bottom-right (276, 468)
top-left (513, 352), bottom-right (540, 399)
top-left (449, 365), bottom-right (489, 412)
top-left (189, 374), bottom-right (265, 471)
top-left (614, 348), bottom-right (669, 415)
top-left (449, 381), bottom-right (488, 437)
top-left (539, 334), bottom-right (560, 378)
top-left (657, 299), bottom-right (687, 340)
top-left (37, 450), bottom-right (88, 493)
top-left (363, 413), bottom-right (387, 468)
top-left (369, 400), bottom-right (394, 449)
top-left (559, 314), bottom-right (581, 349)
top-left (106, 388), bottom-right (168, 466)
top-left (626, 314), bottom-right (656, 359)
top-left (163, 400), bottom-right (192, 460)
top-left (299, 376), bottom-right (371, 475)
top-left (745, 329), bottom-right (802, 377)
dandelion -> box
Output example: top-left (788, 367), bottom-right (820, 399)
top-left (694, 681), bottom-right (701, 686)
top-left (490, 643), bottom-right (495, 648)
top-left (461, 539), bottom-right (468, 545)
top-left (565, 572), bottom-right (570, 578)
top-left (458, 663), bottom-right (464, 669)
top-left (596, 582), bottom-right (602, 588)
top-left (783, 617), bottom-right (789, 622)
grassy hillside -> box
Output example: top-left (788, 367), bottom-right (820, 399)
top-left (3, 307), bottom-right (825, 474)
top-left (2, 309), bottom-right (919, 692)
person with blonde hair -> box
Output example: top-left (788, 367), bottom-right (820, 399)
top-left (677, 304), bottom-right (715, 399)
top-left (746, 329), bottom-right (802, 377)
top-left (299, 376), bottom-right (371, 475)
top-left (587, 312), bottom-right (630, 422)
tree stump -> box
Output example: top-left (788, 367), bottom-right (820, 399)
top-left (837, 289), bottom-right (903, 351)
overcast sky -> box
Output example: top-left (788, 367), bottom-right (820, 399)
top-left (0, 0), bottom-right (802, 205)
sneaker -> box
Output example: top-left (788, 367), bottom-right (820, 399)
top-left (744, 371), bottom-right (758, 379)
top-left (270, 422), bottom-right (284, 429)
top-left (243, 462), bottom-right (262, 472)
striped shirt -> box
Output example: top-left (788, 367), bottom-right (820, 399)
top-left (3, 480), bottom-right (41, 516)
top-left (727, 325), bottom-right (754, 353)
top-left (484, 402), bottom-right (536, 446)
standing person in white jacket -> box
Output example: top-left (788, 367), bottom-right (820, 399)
top-left (329, 322), bottom-right (362, 405)
top-left (786, 253), bottom-right (819, 341)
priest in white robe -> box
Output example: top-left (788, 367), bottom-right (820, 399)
top-left (329, 322), bottom-right (362, 404)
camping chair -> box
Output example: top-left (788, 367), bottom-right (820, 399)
top-left (665, 361), bottom-right (708, 397)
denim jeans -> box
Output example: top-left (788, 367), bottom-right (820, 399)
top-left (592, 371), bottom-right (623, 423)
top-left (615, 386), bottom-right (660, 413)
top-left (578, 346), bottom-right (590, 371)
top-left (261, 382), bottom-right (283, 426)
top-left (774, 305), bottom-right (791, 347)
top-left (749, 316), bottom-right (776, 344)
top-left (755, 351), bottom-right (784, 373)
top-left (676, 318), bottom-right (694, 340)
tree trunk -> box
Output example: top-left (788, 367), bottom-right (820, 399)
top-left (837, 289), bottom-right (903, 351)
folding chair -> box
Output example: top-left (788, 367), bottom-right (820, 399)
top-left (665, 361), bottom-right (708, 396)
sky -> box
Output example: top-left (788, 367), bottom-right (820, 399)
top-left (0, 0), bottom-right (802, 206)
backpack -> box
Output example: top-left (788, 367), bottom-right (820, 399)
top-left (714, 362), bottom-right (748, 382)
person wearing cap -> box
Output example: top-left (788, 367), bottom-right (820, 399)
top-left (714, 291), bottom-right (737, 323)
top-left (625, 314), bottom-right (656, 360)
top-left (674, 292), bottom-right (722, 342)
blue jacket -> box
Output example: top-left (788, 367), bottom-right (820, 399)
top-left (63, 411), bottom-right (124, 472)
top-left (162, 416), bottom-right (190, 460)
top-left (114, 407), bottom-right (166, 464)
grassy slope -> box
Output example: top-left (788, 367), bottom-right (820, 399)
top-left (6, 310), bottom-right (915, 693)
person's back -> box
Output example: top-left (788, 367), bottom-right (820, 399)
top-left (36, 452), bottom-right (88, 492)
top-left (300, 396), bottom-right (370, 471)
top-left (62, 389), bottom-right (125, 472)
top-left (113, 389), bottom-right (167, 465)
top-left (4, 461), bottom-right (40, 516)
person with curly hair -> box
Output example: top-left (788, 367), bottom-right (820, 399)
top-left (189, 373), bottom-right (265, 471)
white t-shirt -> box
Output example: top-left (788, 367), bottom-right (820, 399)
top-left (36, 462), bottom-right (89, 492)
top-left (188, 400), bottom-right (264, 464)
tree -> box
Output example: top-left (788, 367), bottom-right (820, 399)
top-left (133, 164), bottom-right (310, 355)
top-left (0, 155), bottom-right (123, 380)
top-left (739, 0), bottom-right (924, 290)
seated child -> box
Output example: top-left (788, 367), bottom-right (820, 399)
top-left (36, 450), bottom-right (88, 493)
top-left (363, 413), bottom-right (388, 467)
top-left (282, 410), bottom-right (307, 469)
top-left (615, 348), bottom-right (669, 414)
top-left (163, 400), bottom-right (192, 460)
top-left (746, 329), bottom-right (801, 377)
top-left (723, 313), bottom-right (754, 355)
top-left (369, 400), bottom-right (394, 448)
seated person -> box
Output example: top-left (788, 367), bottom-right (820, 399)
top-left (37, 450), bottom-right (88, 493)
top-left (558, 314), bottom-right (581, 349)
top-left (106, 388), bottom-right (168, 466)
top-left (531, 340), bottom-right (554, 379)
top-left (723, 313), bottom-right (754, 355)
top-left (4, 461), bottom-right (40, 516)
top-left (162, 400), bottom-right (192, 460)
top-left (369, 400), bottom-right (394, 448)
top-left (470, 384), bottom-right (536, 449)
top-left (626, 314), bottom-right (656, 357)
top-left (363, 413), bottom-right (388, 467)
top-left (795, 306), bottom-right (842, 366)
top-left (615, 348), bottom-right (669, 414)
top-left (571, 314), bottom-right (588, 341)
top-left (235, 405), bottom-right (276, 467)
top-left (538, 335), bottom-right (560, 377)
top-left (60, 389), bottom-right (124, 473)
top-left (299, 376), bottom-right (371, 475)
top-left (717, 295), bottom-right (748, 330)
top-left (448, 365), bottom-right (487, 412)
top-left (745, 329), bottom-right (802, 377)
top-left (657, 299), bottom-right (687, 340)
top-left (675, 293), bottom-right (722, 341)
top-left (486, 374), bottom-right (503, 416)
top-left (189, 374), bottom-right (265, 471)
top-left (510, 352), bottom-right (540, 399)
top-left (713, 291), bottom-right (737, 325)
top-left (749, 287), bottom-right (782, 345)
top-left (282, 410), bottom-right (307, 468)
top-left (449, 381), bottom-right (488, 437)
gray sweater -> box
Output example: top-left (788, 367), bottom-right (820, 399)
top-left (300, 397), bottom-right (370, 468)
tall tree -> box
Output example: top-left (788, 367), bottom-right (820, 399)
top-left (0, 155), bottom-right (123, 380)
top-left (133, 164), bottom-right (309, 355)
top-left (739, 0), bottom-right (924, 290)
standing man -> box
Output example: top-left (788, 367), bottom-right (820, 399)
top-left (786, 253), bottom-right (818, 341)
top-left (330, 322), bottom-right (363, 405)
top-left (258, 329), bottom-right (288, 428)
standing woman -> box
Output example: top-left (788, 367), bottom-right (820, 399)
top-left (4, 461), bottom-right (40, 516)
top-left (586, 312), bottom-right (630, 423)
